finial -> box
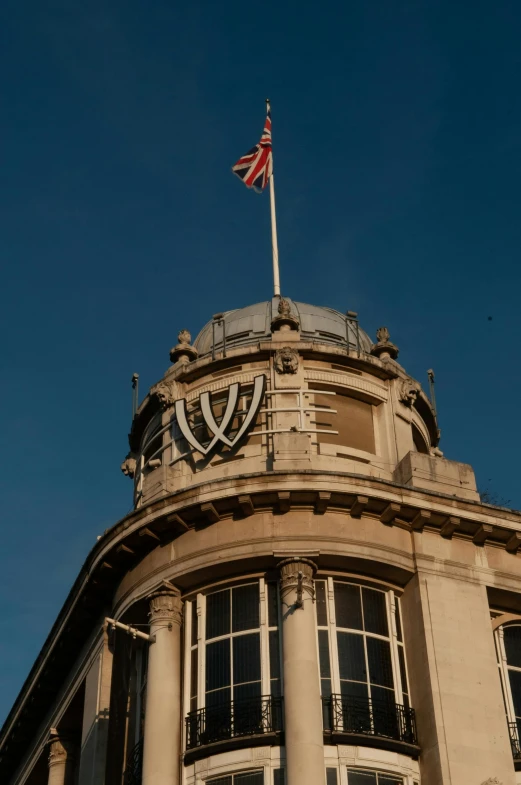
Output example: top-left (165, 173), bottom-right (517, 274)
top-left (271, 296), bottom-right (299, 333)
top-left (169, 329), bottom-right (198, 365)
top-left (370, 326), bottom-right (399, 360)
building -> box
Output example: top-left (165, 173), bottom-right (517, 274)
top-left (2, 296), bottom-right (521, 785)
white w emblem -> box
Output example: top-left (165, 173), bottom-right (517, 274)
top-left (174, 375), bottom-right (266, 456)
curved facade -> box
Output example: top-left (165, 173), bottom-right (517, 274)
top-left (2, 297), bottom-right (521, 785)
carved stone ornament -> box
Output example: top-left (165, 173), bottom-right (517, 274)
top-left (120, 452), bottom-right (137, 478)
top-left (481, 779), bottom-right (502, 785)
top-left (148, 580), bottom-right (183, 627)
top-left (169, 328), bottom-right (198, 364)
top-left (399, 377), bottom-right (421, 407)
top-left (48, 731), bottom-right (75, 768)
top-left (278, 557), bottom-right (317, 603)
top-left (271, 296), bottom-right (300, 333)
top-left (274, 346), bottom-right (299, 374)
top-left (370, 325), bottom-right (399, 360)
top-left (151, 380), bottom-right (176, 409)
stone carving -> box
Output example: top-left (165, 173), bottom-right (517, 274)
top-left (271, 296), bottom-right (300, 332)
top-left (48, 731), bottom-right (75, 767)
top-left (370, 325), bottom-right (399, 360)
top-left (278, 557), bottom-right (317, 604)
top-left (274, 346), bottom-right (299, 374)
top-left (169, 329), bottom-right (198, 364)
top-left (278, 297), bottom-right (291, 317)
top-left (480, 779), bottom-right (502, 785)
top-left (148, 579), bottom-right (183, 627)
top-left (120, 452), bottom-right (137, 478)
top-left (399, 378), bottom-right (421, 407)
top-left (152, 381), bottom-right (175, 409)
top-left (178, 329), bottom-right (192, 345)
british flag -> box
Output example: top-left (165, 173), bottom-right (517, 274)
top-left (232, 110), bottom-right (273, 192)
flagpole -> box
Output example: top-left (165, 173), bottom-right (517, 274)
top-left (266, 99), bottom-right (281, 296)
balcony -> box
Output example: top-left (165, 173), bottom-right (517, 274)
top-left (322, 694), bottom-right (419, 757)
top-left (123, 738), bottom-right (143, 785)
top-left (509, 721), bottom-right (521, 769)
top-left (185, 695), bottom-right (283, 761)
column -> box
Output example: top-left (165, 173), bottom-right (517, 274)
top-left (47, 731), bottom-right (76, 785)
top-left (401, 570), bottom-right (516, 785)
top-left (278, 558), bottom-right (326, 785)
top-left (142, 580), bottom-right (183, 785)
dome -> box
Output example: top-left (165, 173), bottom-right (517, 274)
top-left (193, 298), bottom-right (372, 356)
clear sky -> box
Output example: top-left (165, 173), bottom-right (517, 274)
top-left (1, 0), bottom-right (520, 725)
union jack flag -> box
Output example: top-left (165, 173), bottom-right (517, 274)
top-left (232, 110), bottom-right (272, 192)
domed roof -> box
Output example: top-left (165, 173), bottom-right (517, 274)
top-left (193, 298), bottom-right (372, 356)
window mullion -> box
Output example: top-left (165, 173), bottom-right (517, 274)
top-left (497, 627), bottom-right (516, 722)
top-left (259, 577), bottom-right (270, 696)
top-left (388, 591), bottom-right (403, 705)
top-left (197, 593), bottom-right (205, 710)
top-left (328, 578), bottom-right (341, 695)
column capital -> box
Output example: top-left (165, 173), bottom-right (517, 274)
top-left (47, 730), bottom-right (76, 768)
top-left (277, 557), bottom-right (317, 601)
top-left (147, 579), bottom-right (183, 626)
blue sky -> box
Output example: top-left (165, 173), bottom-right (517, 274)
top-left (1, 0), bottom-right (521, 724)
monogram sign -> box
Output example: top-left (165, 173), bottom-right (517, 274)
top-left (174, 375), bottom-right (266, 456)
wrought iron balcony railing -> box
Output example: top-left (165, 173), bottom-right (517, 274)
top-left (509, 721), bottom-right (521, 760)
top-left (123, 738), bottom-right (143, 785)
top-left (322, 694), bottom-right (417, 746)
top-left (185, 695), bottom-right (284, 749)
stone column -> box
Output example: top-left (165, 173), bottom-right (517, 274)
top-left (142, 580), bottom-right (183, 785)
top-left (47, 731), bottom-right (76, 785)
top-left (278, 558), bottom-right (325, 785)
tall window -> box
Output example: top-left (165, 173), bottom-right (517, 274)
top-left (346, 771), bottom-right (403, 785)
top-left (209, 772), bottom-right (263, 785)
top-left (495, 622), bottom-right (521, 748)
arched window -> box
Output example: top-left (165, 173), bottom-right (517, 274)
top-left (495, 621), bottom-right (521, 757)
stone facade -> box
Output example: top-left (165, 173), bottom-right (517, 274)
top-left (1, 298), bottom-right (521, 785)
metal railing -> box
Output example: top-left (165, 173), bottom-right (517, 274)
top-left (186, 695), bottom-right (283, 749)
top-left (509, 721), bottom-right (521, 760)
top-left (322, 694), bottom-right (417, 746)
top-left (123, 738), bottom-right (143, 785)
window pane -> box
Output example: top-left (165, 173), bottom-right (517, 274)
top-left (337, 632), bottom-right (367, 682)
top-left (191, 600), bottom-right (198, 645)
top-left (367, 638), bottom-right (394, 689)
top-left (395, 599), bottom-right (403, 642)
top-left (269, 630), bottom-right (281, 680)
top-left (233, 633), bottom-right (261, 684)
top-left (509, 669), bottom-right (521, 717)
top-left (335, 583), bottom-right (363, 630)
top-left (233, 584), bottom-right (260, 632)
top-left (316, 580), bottom-right (328, 626)
top-left (235, 773), bottom-right (264, 785)
top-left (190, 648), bottom-right (198, 700)
top-left (347, 771), bottom-right (377, 785)
top-left (379, 776), bottom-right (403, 785)
top-left (340, 680), bottom-right (369, 700)
top-left (505, 626), bottom-right (521, 668)
top-left (371, 686), bottom-right (397, 737)
top-left (267, 582), bottom-right (279, 627)
top-left (274, 769), bottom-right (285, 785)
top-left (398, 647), bottom-right (408, 697)
top-left (362, 588), bottom-right (389, 637)
top-left (208, 778), bottom-right (232, 785)
top-left (206, 590), bottom-right (231, 639)
top-left (206, 686), bottom-right (231, 707)
top-left (234, 681), bottom-right (261, 703)
top-left (206, 639), bottom-right (230, 692)
top-left (321, 678), bottom-right (332, 698)
top-left (326, 768), bottom-right (338, 785)
top-left (318, 630), bottom-right (331, 679)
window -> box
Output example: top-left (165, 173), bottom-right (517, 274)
top-left (495, 622), bottom-right (521, 753)
top-left (209, 772), bottom-right (264, 785)
top-left (347, 771), bottom-right (403, 785)
top-left (186, 580), bottom-right (282, 749)
top-left (316, 579), bottom-right (414, 743)
top-left (308, 386), bottom-right (375, 454)
top-left (412, 424), bottom-right (429, 454)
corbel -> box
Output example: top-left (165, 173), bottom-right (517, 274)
top-left (440, 516), bottom-right (460, 539)
top-left (472, 523), bottom-right (493, 546)
top-left (380, 503), bottom-right (401, 526)
top-left (315, 492), bottom-right (332, 515)
top-left (278, 491), bottom-right (291, 514)
top-left (200, 503), bottom-right (220, 524)
top-left (506, 532), bottom-right (521, 554)
top-left (350, 495), bottom-right (369, 518)
top-left (238, 494), bottom-right (255, 517)
top-left (410, 510), bottom-right (431, 532)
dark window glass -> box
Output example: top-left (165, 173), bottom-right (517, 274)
top-left (208, 778), bottom-right (232, 785)
top-left (367, 638), bottom-right (394, 689)
top-left (191, 601), bottom-right (198, 646)
top-left (340, 680), bottom-right (368, 700)
top-left (207, 590), bottom-right (230, 639)
top-left (316, 580), bottom-right (328, 626)
top-left (269, 630), bottom-right (281, 680)
top-left (337, 632), bottom-right (366, 682)
top-left (362, 588), bottom-right (388, 637)
top-left (395, 600), bottom-right (403, 642)
top-left (267, 582), bottom-right (279, 627)
top-left (232, 584), bottom-right (259, 632)
top-left (235, 773), bottom-right (264, 785)
top-left (234, 680), bottom-right (261, 703)
top-left (505, 626), bottom-right (521, 668)
top-left (318, 630), bottom-right (331, 679)
top-left (371, 685), bottom-right (395, 707)
top-left (326, 768), bottom-right (338, 785)
top-left (509, 669), bottom-right (521, 718)
top-left (190, 648), bottom-right (198, 700)
top-left (321, 678), bottom-right (332, 699)
top-left (233, 633), bottom-right (261, 684)
top-left (206, 686), bottom-right (231, 707)
top-left (335, 583), bottom-right (363, 630)
top-left (274, 769), bottom-right (285, 785)
top-left (379, 777), bottom-right (403, 785)
top-left (347, 771), bottom-right (377, 784)
top-left (206, 639), bottom-right (230, 692)
top-left (398, 647), bottom-right (408, 696)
